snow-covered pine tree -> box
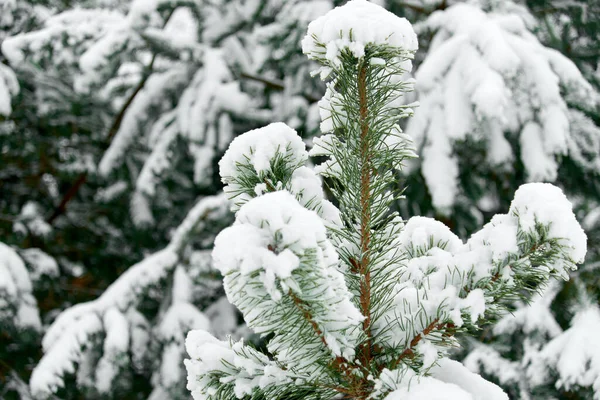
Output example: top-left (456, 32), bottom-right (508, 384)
top-left (184, 2), bottom-right (587, 399)
top-left (0, 234), bottom-right (61, 397)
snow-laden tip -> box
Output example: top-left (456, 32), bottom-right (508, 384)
top-left (219, 122), bottom-right (306, 181)
top-left (218, 122), bottom-right (308, 210)
top-left (509, 182), bottom-right (587, 264)
top-left (302, 0), bottom-right (418, 64)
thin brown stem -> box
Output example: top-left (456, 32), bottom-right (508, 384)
top-left (290, 291), bottom-right (329, 347)
top-left (46, 56), bottom-right (156, 224)
top-left (357, 62), bottom-right (373, 397)
top-left (393, 318), bottom-right (440, 367)
top-left (46, 172), bottom-right (88, 223)
top-left (239, 72), bottom-right (321, 102)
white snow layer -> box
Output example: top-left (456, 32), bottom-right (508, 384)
top-left (407, 2), bottom-right (597, 212)
top-left (373, 182), bottom-right (585, 349)
top-left (0, 62), bottom-right (19, 116)
top-left (219, 122), bottom-right (307, 191)
top-left (219, 122), bottom-right (342, 227)
top-left (302, 0), bottom-right (418, 65)
top-left (430, 358), bottom-right (508, 400)
top-left (212, 191), bottom-right (363, 361)
top-left (0, 242), bottom-right (41, 330)
top-left (185, 330), bottom-right (292, 400)
top-left (19, 248), bottom-right (59, 283)
top-left (528, 304), bottom-right (600, 398)
top-left (29, 195), bottom-right (228, 397)
top-left (379, 358), bottom-right (507, 400)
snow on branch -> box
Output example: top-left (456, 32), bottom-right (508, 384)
top-left (0, 62), bottom-right (18, 116)
top-left (527, 302), bottom-right (600, 398)
top-left (2, 9), bottom-right (127, 70)
top-left (302, 0), bottom-right (418, 66)
top-left (214, 192), bottom-right (363, 363)
top-left (184, 330), bottom-right (296, 400)
top-left (377, 358), bottom-right (508, 400)
top-left (29, 194), bottom-right (228, 398)
top-left (375, 183), bottom-right (586, 361)
top-left (97, 65), bottom-right (189, 176)
top-left (186, 1), bottom-right (587, 399)
top-left (408, 2), bottom-right (598, 212)
top-left (219, 122), bottom-right (341, 226)
top-left (0, 242), bottom-right (41, 331)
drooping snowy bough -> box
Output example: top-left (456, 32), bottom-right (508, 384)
top-left (0, 62), bottom-right (18, 117)
top-left (28, 194), bottom-right (232, 399)
top-left (185, 1), bottom-right (587, 399)
top-left (407, 2), bottom-right (599, 213)
top-left (0, 242), bottom-right (42, 331)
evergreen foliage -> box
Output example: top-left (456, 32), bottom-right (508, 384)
top-left (184, 2), bottom-right (588, 399)
top-left (0, 0), bottom-right (598, 399)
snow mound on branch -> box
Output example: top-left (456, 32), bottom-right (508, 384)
top-left (384, 377), bottom-right (473, 400)
top-left (408, 2), bottom-right (597, 212)
top-left (378, 358), bottom-right (508, 400)
top-left (29, 195), bottom-right (227, 397)
top-left (0, 242), bottom-right (41, 330)
top-left (509, 182), bottom-right (587, 264)
top-left (0, 63), bottom-right (19, 116)
top-left (375, 182), bottom-right (585, 348)
top-left (218, 122), bottom-right (342, 228)
top-left (219, 122), bottom-right (306, 180)
top-left (430, 358), bottom-right (508, 400)
top-left (302, 0), bottom-right (417, 64)
top-left (213, 191), bottom-right (362, 360)
top-left (528, 304), bottom-right (600, 398)
top-left (185, 330), bottom-right (291, 400)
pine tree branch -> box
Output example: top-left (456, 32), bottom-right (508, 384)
top-left (105, 55), bottom-right (157, 142)
top-left (392, 318), bottom-right (440, 366)
top-left (240, 72), bottom-right (285, 91)
top-left (239, 72), bottom-right (321, 103)
top-left (289, 291), bottom-right (326, 346)
top-left (45, 7), bottom-right (179, 225)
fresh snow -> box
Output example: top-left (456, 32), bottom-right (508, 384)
top-left (528, 304), bottom-right (600, 398)
top-left (408, 2), bottom-right (597, 212)
top-left (0, 62), bottom-right (18, 116)
top-left (374, 183), bottom-right (585, 348)
top-left (0, 242), bottom-right (41, 330)
top-left (302, 0), bottom-right (418, 65)
top-left (213, 191), bottom-right (363, 360)
top-left (29, 195), bottom-right (228, 396)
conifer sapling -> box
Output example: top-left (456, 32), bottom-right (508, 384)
top-left (185, 1), bottom-right (587, 399)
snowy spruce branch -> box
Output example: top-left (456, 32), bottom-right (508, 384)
top-left (0, 0), bottom-right (267, 227)
top-left (407, 1), bottom-right (600, 213)
top-left (185, 1), bottom-right (587, 400)
top-left (29, 194), bottom-right (230, 399)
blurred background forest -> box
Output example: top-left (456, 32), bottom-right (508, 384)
top-left (0, 0), bottom-right (599, 399)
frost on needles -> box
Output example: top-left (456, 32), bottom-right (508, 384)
top-left (185, 1), bottom-right (587, 399)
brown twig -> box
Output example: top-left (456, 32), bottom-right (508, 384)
top-left (390, 318), bottom-right (442, 370)
top-left (392, 269), bottom-right (506, 368)
top-left (46, 57), bottom-right (157, 224)
top-left (239, 72), bottom-right (321, 103)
